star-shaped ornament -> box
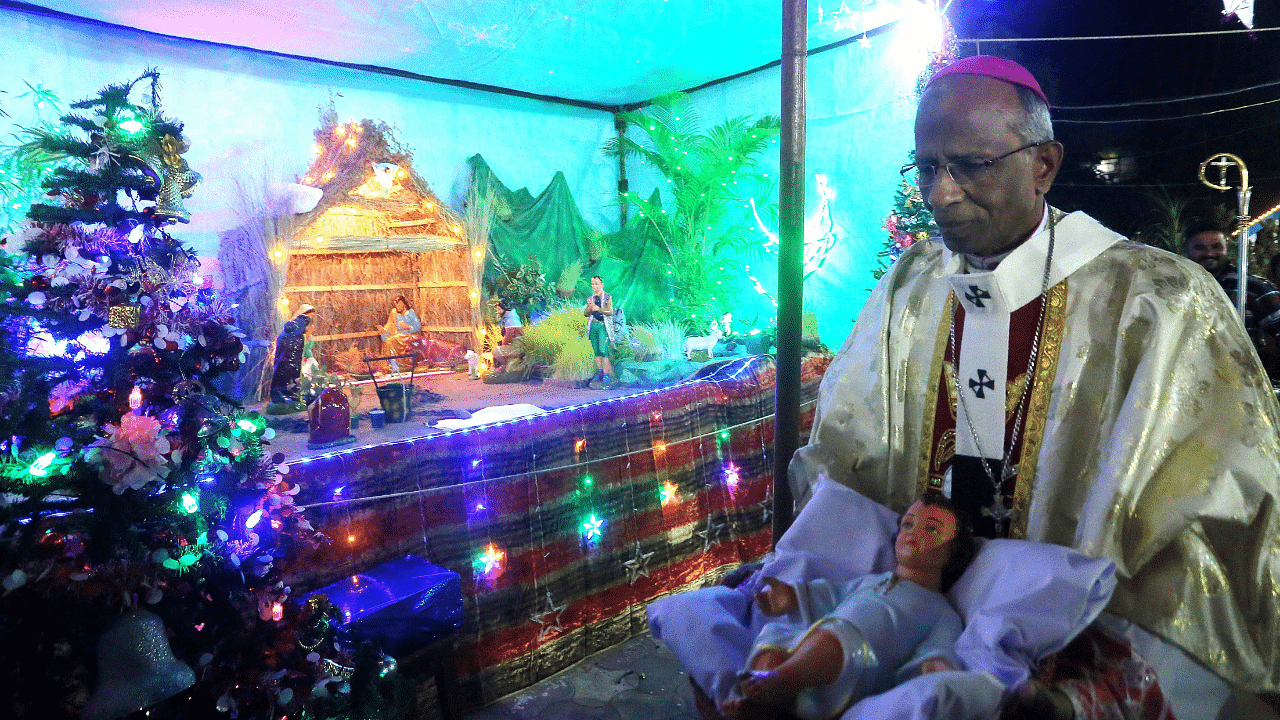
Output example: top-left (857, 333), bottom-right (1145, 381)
top-left (582, 514), bottom-right (604, 540)
top-left (531, 589), bottom-right (566, 642)
top-left (696, 514), bottom-right (725, 552)
top-left (623, 542), bottom-right (656, 585)
top-left (477, 544), bottom-right (504, 575)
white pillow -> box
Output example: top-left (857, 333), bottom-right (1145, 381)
top-left (948, 538), bottom-right (1116, 687)
top-left (759, 477), bottom-right (898, 585)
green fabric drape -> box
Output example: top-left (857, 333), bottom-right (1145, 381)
top-left (469, 154), bottom-right (673, 322)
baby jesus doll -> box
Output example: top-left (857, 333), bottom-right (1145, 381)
top-left (724, 494), bottom-right (976, 720)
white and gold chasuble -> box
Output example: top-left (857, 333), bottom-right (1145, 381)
top-left (792, 209), bottom-right (1280, 691)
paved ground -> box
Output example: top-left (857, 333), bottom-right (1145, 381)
top-left (461, 633), bottom-right (699, 720)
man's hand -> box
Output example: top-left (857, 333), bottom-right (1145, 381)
top-left (755, 576), bottom-right (798, 616)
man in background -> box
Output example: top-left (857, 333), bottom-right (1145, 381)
top-left (1186, 224), bottom-right (1280, 382)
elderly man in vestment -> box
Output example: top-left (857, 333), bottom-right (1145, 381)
top-left (651, 56), bottom-right (1280, 720)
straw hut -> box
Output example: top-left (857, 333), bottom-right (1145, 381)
top-left (280, 114), bottom-right (480, 373)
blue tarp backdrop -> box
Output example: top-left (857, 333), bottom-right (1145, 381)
top-left (0, 2), bottom-right (930, 346)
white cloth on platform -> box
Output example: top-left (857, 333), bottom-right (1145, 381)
top-left (433, 403), bottom-right (546, 430)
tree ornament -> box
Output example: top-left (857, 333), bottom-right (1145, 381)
top-left (80, 609), bottom-right (195, 720)
top-left (108, 304), bottom-right (141, 328)
top-left (131, 132), bottom-right (202, 223)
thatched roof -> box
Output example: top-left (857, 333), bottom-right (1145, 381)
top-left (292, 109), bottom-right (464, 253)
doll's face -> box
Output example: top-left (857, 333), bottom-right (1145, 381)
top-left (894, 501), bottom-right (957, 575)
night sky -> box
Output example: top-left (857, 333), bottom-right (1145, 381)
top-left (947, 0), bottom-right (1280, 240)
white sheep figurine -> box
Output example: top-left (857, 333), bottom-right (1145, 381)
top-left (684, 320), bottom-right (724, 360)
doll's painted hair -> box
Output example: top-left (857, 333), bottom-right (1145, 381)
top-left (899, 494), bottom-right (977, 592)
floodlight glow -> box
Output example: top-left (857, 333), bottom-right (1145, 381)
top-left (889, 2), bottom-right (946, 81)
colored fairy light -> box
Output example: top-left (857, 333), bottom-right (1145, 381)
top-left (718, 430), bottom-right (730, 441)
top-left (237, 419), bottom-right (257, 433)
top-left (128, 386), bottom-right (142, 410)
top-left (118, 119), bottom-right (144, 134)
top-left (582, 476), bottom-right (593, 488)
top-left (180, 491), bottom-right (199, 514)
top-left (271, 601), bottom-right (284, 621)
top-left (660, 481), bottom-right (679, 505)
top-left (724, 462), bottom-right (741, 488)
top-left (574, 438), bottom-right (586, 453)
top-left (347, 534), bottom-right (356, 544)
top-left (245, 509), bottom-right (263, 529)
top-left (476, 544), bottom-right (505, 576)
top-left (582, 514), bottom-right (604, 541)
top-left (28, 451), bottom-right (55, 478)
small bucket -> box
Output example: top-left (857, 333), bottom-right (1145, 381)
top-left (375, 383), bottom-right (410, 423)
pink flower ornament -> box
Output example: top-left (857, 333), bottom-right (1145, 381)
top-left (85, 411), bottom-right (174, 493)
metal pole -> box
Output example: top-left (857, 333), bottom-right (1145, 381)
top-left (1199, 153), bottom-right (1250, 323)
top-left (773, 0), bottom-right (807, 546)
top-left (1238, 185), bottom-right (1252, 322)
top-left (615, 115), bottom-right (629, 228)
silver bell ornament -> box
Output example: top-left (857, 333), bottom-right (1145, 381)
top-left (80, 609), bottom-right (195, 720)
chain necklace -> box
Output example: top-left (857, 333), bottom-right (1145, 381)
top-left (950, 211), bottom-right (1058, 493)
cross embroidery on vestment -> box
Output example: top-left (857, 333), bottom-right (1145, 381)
top-left (965, 285), bottom-right (991, 307)
top-left (969, 369), bottom-right (995, 398)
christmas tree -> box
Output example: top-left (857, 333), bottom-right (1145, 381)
top-left (875, 179), bottom-right (935, 281)
top-left (0, 71), bottom-right (396, 720)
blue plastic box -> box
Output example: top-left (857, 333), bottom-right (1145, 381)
top-left (305, 554), bottom-right (463, 656)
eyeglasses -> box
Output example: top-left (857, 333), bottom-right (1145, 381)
top-left (900, 142), bottom-right (1046, 188)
